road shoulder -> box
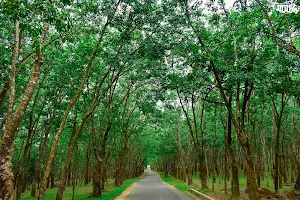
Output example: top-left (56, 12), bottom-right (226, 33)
top-left (158, 174), bottom-right (198, 200)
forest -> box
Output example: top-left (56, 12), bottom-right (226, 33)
top-left (0, 0), bottom-right (300, 200)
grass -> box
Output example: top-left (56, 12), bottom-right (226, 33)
top-left (20, 178), bottom-right (140, 200)
top-left (190, 171), bottom-right (293, 193)
top-left (159, 173), bottom-right (190, 192)
top-left (158, 171), bottom-right (295, 199)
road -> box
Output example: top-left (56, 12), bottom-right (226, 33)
top-left (124, 170), bottom-right (193, 200)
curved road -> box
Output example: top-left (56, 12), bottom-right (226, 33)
top-left (124, 170), bottom-right (193, 200)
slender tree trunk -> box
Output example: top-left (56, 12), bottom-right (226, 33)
top-left (272, 94), bottom-right (286, 192)
top-left (56, 112), bottom-right (93, 200)
top-left (84, 142), bottom-right (90, 185)
top-left (31, 117), bottom-right (53, 197)
top-left (212, 106), bottom-right (217, 192)
top-left (227, 98), bottom-right (240, 198)
top-left (187, 136), bottom-right (192, 185)
top-left (38, 16), bottom-right (113, 199)
top-left (0, 81), bottom-right (9, 107)
top-left (0, 20), bottom-right (20, 200)
top-left (292, 107), bottom-right (300, 190)
top-left (0, 22), bottom-right (48, 200)
top-left (295, 165), bottom-right (300, 190)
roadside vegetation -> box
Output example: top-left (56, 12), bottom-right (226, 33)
top-left (20, 178), bottom-right (140, 200)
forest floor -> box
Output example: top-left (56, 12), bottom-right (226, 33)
top-left (158, 172), bottom-right (300, 200)
top-left (19, 178), bottom-right (140, 200)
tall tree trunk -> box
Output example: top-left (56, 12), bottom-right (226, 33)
top-left (55, 113), bottom-right (93, 200)
top-left (56, 86), bottom-right (116, 200)
top-left (272, 94), bottom-right (286, 192)
top-left (291, 107), bottom-right (300, 191)
top-left (38, 15), bottom-right (113, 199)
top-left (0, 20), bottom-right (20, 200)
top-left (187, 135), bottom-right (193, 185)
top-left (0, 22), bottom-right (48, 200)
top-left (227, 98), bottom-right (240, 198)
top-left (212, 106), bottom-right (217, 192)
top-left (295, 166), bottom-right (300, 190)
top-left (31, 116), bottom-right (53, 197)
top-left (84, 142), bottom-right (90, 185)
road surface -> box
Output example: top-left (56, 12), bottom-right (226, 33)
top-left (124, 170), bottom-right (193, 200)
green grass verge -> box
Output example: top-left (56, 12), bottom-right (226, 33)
top-left (158, 172), bottom-right (190, 192)
top-left (158, 171), bottom-right (294, 198)
top-left (20, 178), bottom-right (140, 200)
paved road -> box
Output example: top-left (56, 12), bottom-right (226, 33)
top-left (125, 170), bottom-right (193, 200)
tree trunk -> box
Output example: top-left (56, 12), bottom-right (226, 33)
top-left (291, 105), bottom-right (300, 191)
top-left (244, 154), bottom-right (260, 199)
top-left (115, 156), bottom-right (124, 187)
top-left (295, 165), bottom-right (300, 190)
top-left (50, 171), bottom-right (55, 188)
top-left (272, 95), bottom-right (285, 192)
top-left (84, 143), bottom-right (90, 185)
top-left (274, 127), bottom-right (280, 192)
top-left (227, 104), bottom-right (240, 198)
top-left (38, 14), bottom-right (113, 199)
top-left (198, 153), bottom-right (208, 189)
top-left (91, 162), bottom-right (102, 198)
top-left (0, 21), bottom-right (48, 200)
top-left (187, 136), bottom-right (192, 185)
top-left (31, 119), bottom-right (52, 197)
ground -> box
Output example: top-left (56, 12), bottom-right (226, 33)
top-left (119, 170), bottom-right (193, 200)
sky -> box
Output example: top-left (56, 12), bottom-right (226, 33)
top-left (225, 0), bottom-right (236, 7)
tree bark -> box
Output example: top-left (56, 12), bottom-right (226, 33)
top-left (295, 165), bottom-right (300, 190)
top-left (227, 100), bottom-right (240, 198)
top-left (91, 161), bottom-right (102, 198)
top-left (291, 108), bottom-right (300, 191)
top-left (272, 94), bottom-right (286, 192)
top-left (198, 152), bottom-right (208, 189)
top-left (84, 142), bottom-right (91, 185)
top-left (0, 22), bottom-right (48, 200)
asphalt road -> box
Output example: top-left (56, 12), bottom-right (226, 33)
top-left (125, 170), bottom-right (193, 200)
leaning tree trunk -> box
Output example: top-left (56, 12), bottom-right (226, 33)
top-left (56, 107), bottom-right (97, 200)
top-left (31, 119), bottom-right (52, 197)
top-left (0, 22), bottom-right (48, 200)
top-left (38, 11), bottom-right (114, 198)
top-left (56, 80), bottom-right (117, 200)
